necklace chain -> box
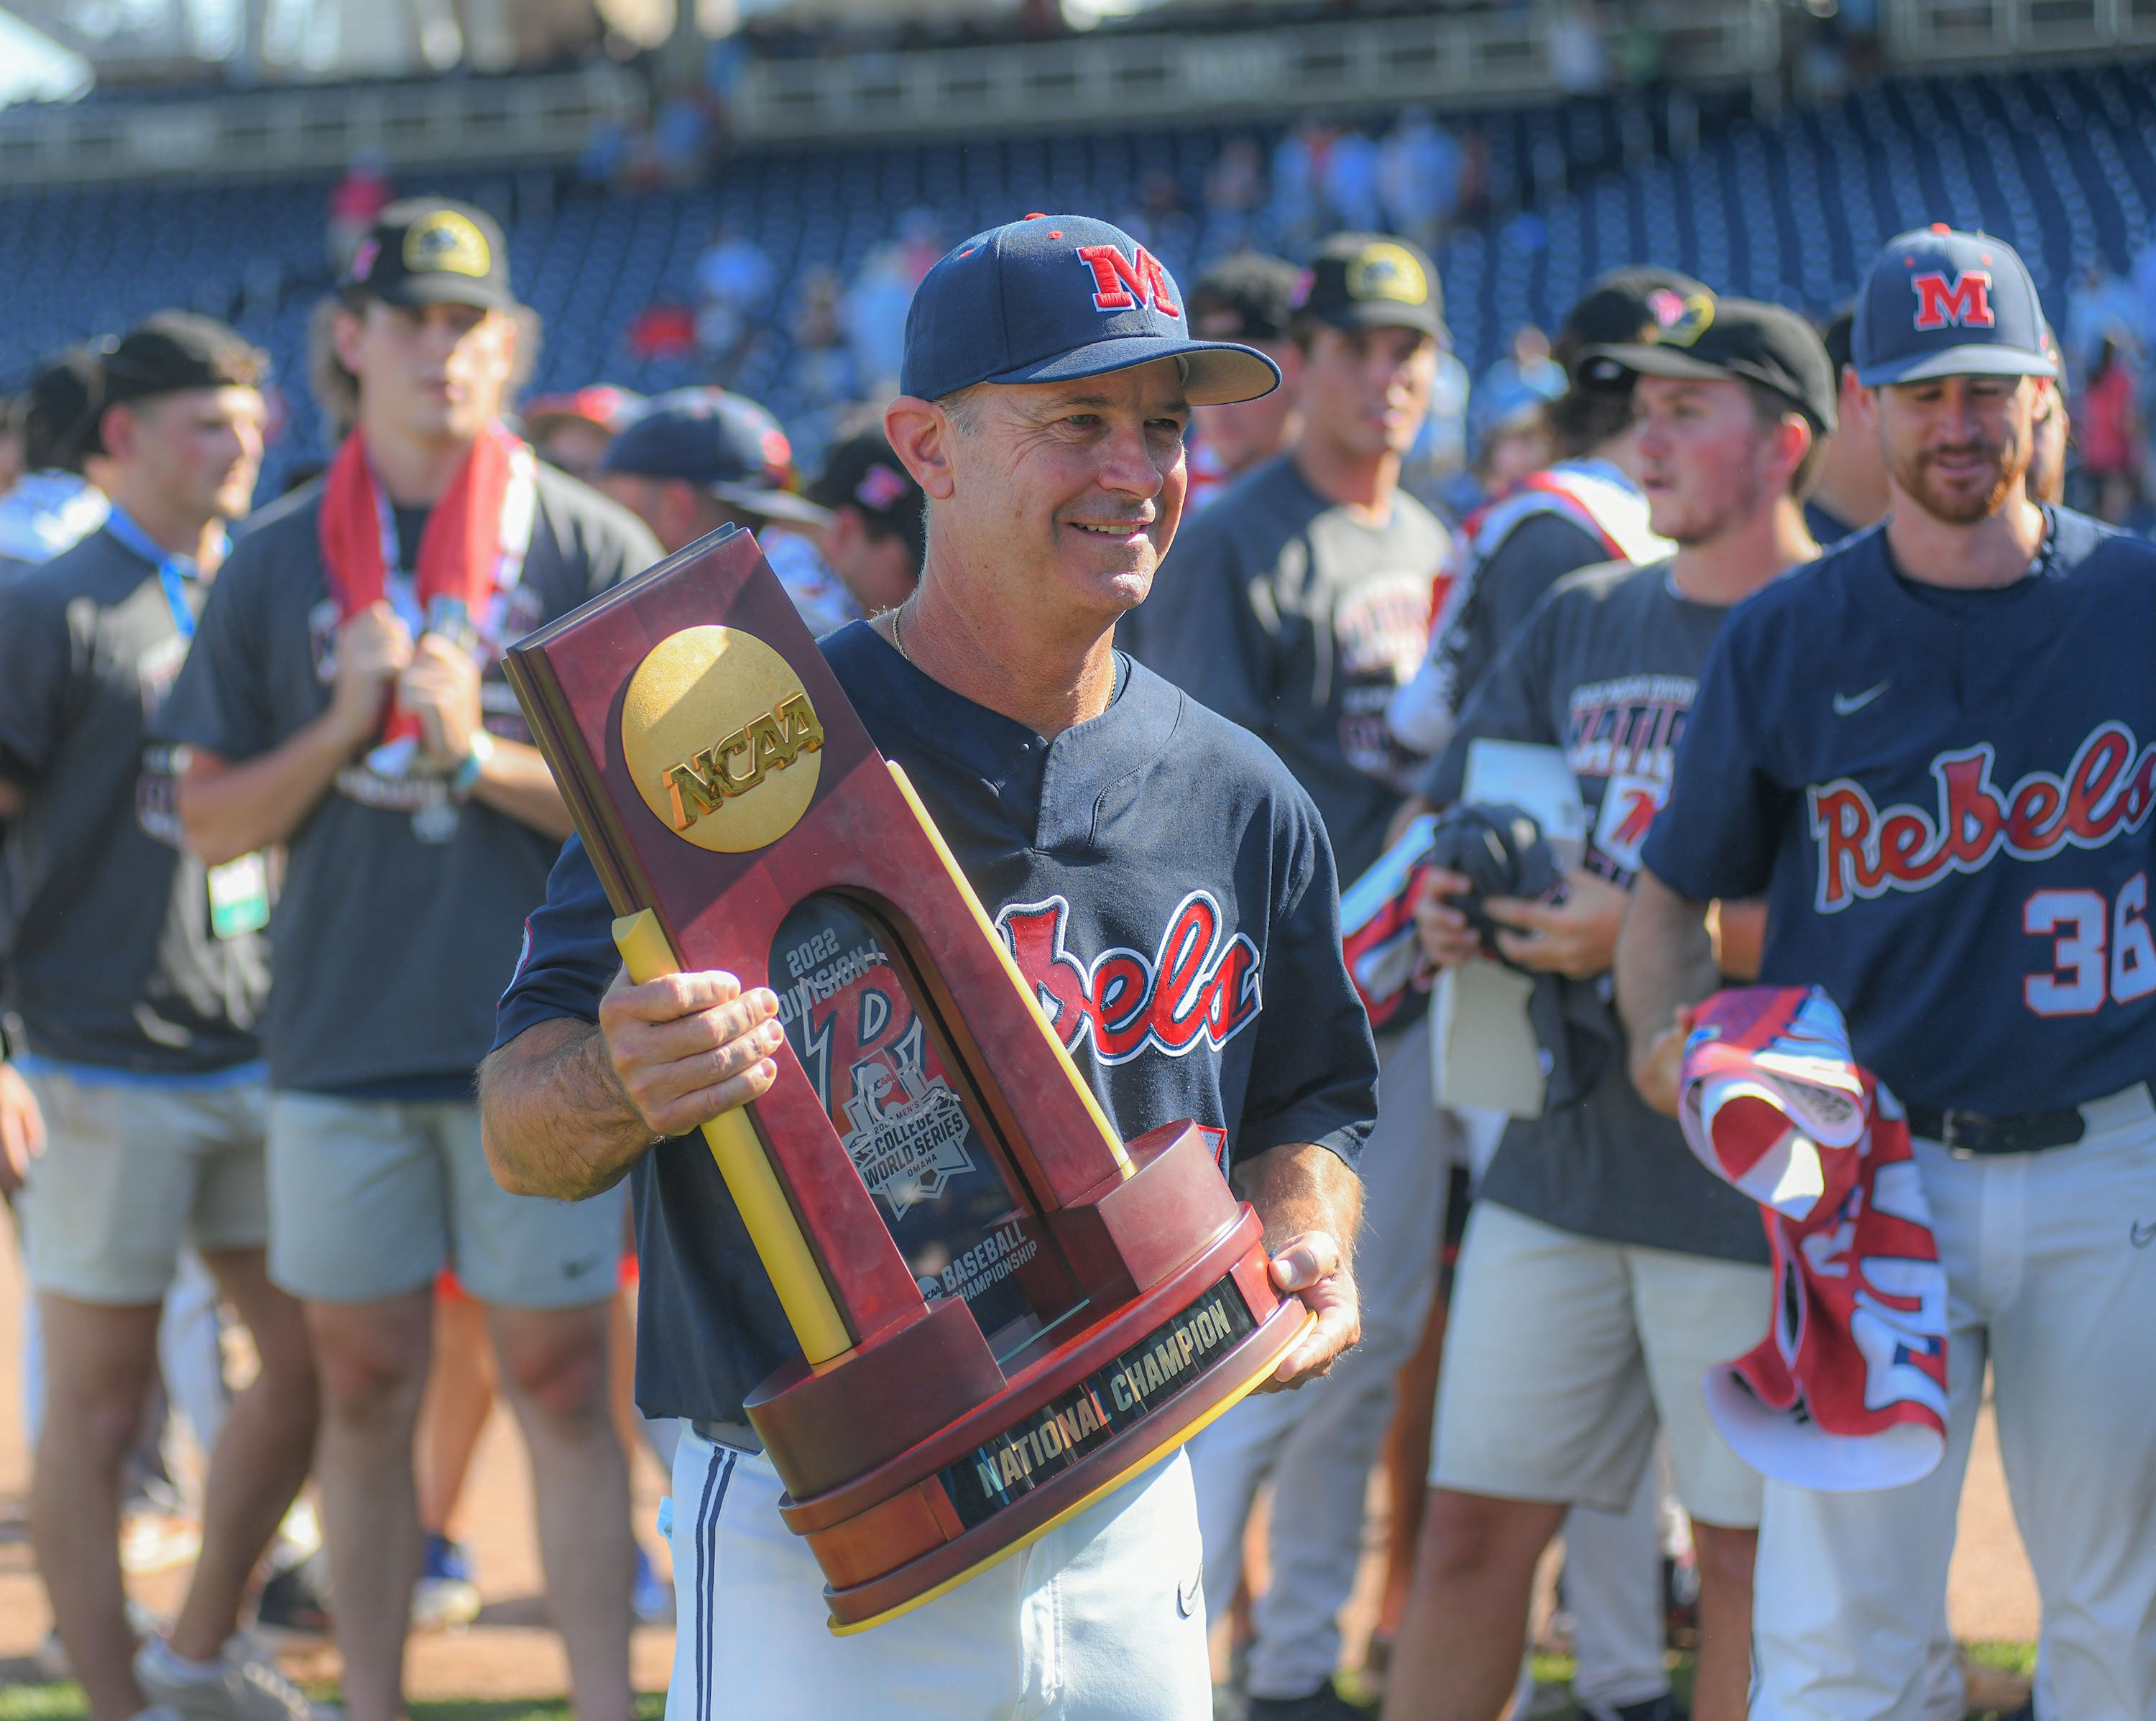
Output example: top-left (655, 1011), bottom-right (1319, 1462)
top-left (891, 599), bottom-right (913, 663)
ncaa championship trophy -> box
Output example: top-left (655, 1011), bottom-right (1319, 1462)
top-left (502, 525), bottom-right (1310, 1632)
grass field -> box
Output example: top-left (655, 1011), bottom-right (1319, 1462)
top-left (0, 1646), bottom-right (2042, 1721)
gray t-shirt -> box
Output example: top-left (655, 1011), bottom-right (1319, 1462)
top-left (1128, 453), bottom-right (1450, 884)
top-left (0, 527), bottom-right (268, 1073)
top-left (1426, 558), bottom-right (1768, 1265)
top-left (156, 464), bottom-right (660, 1093)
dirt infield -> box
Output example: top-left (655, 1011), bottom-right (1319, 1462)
top-left (0, 1216), bottom-right (2037, 1699)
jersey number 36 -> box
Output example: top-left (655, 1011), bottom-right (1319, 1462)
top-left (2024, 873), bottom-right (2156, 1015)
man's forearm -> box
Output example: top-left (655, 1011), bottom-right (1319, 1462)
top-left (1614, 867), bottom-right (1720, 1046)
top-left (479, 1016), bottom-right (656, 1201)
top-left (178, 715), bottom-right (356, 866)
top-left (1233, 1139), bottom-right (1363, 1265)
top-left (469, 737), bottom-right (574, 841)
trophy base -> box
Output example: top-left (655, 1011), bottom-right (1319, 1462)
top-left (746, 1122), bottom-right (1312, 1632)
top-left (824, 1295), bottom-right (1312, 1634)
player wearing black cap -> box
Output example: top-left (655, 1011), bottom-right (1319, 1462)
top-left (1388, 300), bottom-right (1835, 1721)
top-left (1620, 228), bottom-right (2156, 1720)
top-left (1390, 268), bottom-right (1713, 760)
top-left (0, 313), bottom-right (328, 1721)
top-left (1124, 231), bottom-right (1452, 1720)
top-left (480, 211), bottom-right (1374, 1719)
top-left (156, 198), bottom-right (661, 1721)
top-left (807, 428), bottom-right (927, 615)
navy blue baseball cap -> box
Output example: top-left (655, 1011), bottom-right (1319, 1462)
top-left (900, 213), bottom-right (1279, 406)
top-left (1853, 225), bottom-right (2055, 388)
top-left (598, 387), bottom-right (832, 527)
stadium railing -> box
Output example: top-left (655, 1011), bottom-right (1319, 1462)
top-left (0, 63), bottom-right (642, 188)
top-left (726, 3), bottom-right (1782, 142)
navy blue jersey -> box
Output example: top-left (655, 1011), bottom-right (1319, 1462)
top-left (494, 621), bottom-right (1377, 1425)
top-left (1642, 509), bottom-right (2156, 1115)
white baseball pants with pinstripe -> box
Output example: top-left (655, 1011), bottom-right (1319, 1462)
top-left (663, 1424), bottom-right (1212, 1719)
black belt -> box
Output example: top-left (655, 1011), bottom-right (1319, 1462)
top-left (1905, 1102), bottom-right (2086, 1157)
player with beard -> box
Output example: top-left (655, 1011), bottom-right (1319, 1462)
top-left (1384, 302), bottom-right (1832, 1721)
top-left (1619, 229), bottom-right (2156, 1719)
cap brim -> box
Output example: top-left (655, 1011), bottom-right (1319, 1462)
top-left (367, 275), bottom-right (518, 312)
top-left (987, 336), bottom-right (1281, 406)
top-left (1580, 341), bottom-right (1731, 384)
top-left (1857, 346), bottom-right (2056, 387)
top-left (708, 482), bottom-right (837, 529)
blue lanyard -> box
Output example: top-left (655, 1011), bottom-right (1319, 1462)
top-left (103, 506), bottom-right (226, 643)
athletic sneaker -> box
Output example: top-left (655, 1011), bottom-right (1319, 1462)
top-left (253, 1554), bottom-right (333, 1636)
top-left (410, 1532), bottom-right (482, 1633)
top-left (632, 1542), bottom-right (673, 1625)
top-left (133, 1632), bottom-right (325, 1721)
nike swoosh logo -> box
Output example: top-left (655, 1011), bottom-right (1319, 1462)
top-left (1833, 682), bottom-right (1890, 716)
top-left (1177, 1568), bottom-right (1202, 1618)
top-left (2132, 1221), bottom-right (2156, 1249)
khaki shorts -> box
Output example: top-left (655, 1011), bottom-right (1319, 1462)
top-left (266, 1091), bottom-right (626, 1310)
top-left (1432, 1199), bottom-right (1771, 1528)
top-left (18, 1067), bottom-right (270, 1305)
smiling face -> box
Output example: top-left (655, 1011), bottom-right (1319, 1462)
top-left (1296, 323), bottom-right (1437, 465)
top-left (923, 359), bottom-right (1191, 628)
top-left (1632, 374), bottom-right (1799, 547)
top-left (336, 298), bottom-right (517, 447)
top-left (1866, 372), bottom-right (2042, 525)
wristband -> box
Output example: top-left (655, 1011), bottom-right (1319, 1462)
top-left (452, 729), bottom-right (495, 795)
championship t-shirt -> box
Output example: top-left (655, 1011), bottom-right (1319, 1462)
top-left (1642, 509), bottom-right (2156, 1117)
top-left (0, 525), bottom-right (267, 1074)
top-left (1426, 560), bottom-right (1769, 1264)
top-left (1124, 453), bottom-right (1449, 885)
top-left (156, 463), bottom-right (660, 1093)
top-left (494, 624), bottom-right (1379, 1426)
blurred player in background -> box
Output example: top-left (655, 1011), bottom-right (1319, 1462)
top-left (594, 387), bottom-right (857, 633)
top-left (520, 384), bottom-right (645, 484)
top-left (0, 313), bottom-right (321, 1721)
top-left (1389, 269), bottom-right (1707, 760)
top-left (1388, 301), bottom-right (1834, 1721)
top-left (1135, 231), bottom-right (1454, 1721)
top-left (804, 426), bottom-right (927, 614)
top-left (160, 199), bottom-right (660, 1721)
top-left (0, 348), bottom-right (113, 580)
top-left (1183, 252), bottom-right (1307, 511)
top-left (1802, 310), bottom-right (1892, 545)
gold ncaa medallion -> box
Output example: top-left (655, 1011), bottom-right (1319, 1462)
top-left (621, 627), bottom-right (824, 853)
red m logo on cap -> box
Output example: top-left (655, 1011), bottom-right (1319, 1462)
top-left (1912, 270), bottom-right (1994, 331)
top-left (1075, 244), bottom-right (1181, 317)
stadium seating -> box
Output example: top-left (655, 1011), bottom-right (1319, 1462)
top-left (3, 61), bottom-right (2152, 492)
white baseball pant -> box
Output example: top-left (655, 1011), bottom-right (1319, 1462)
top-left (663, 1424), bottom-right (1210, 1720)
top-left (1750, 1083), bottom-right (2156, 1720)
top-left (1189, 1018), bottom-right (1455, 1702)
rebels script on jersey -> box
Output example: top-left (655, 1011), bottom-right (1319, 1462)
top-left (495, 624), bottom-right (1377, 1426)
top-left (1644, 510), bottom-right (2156, 1116)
